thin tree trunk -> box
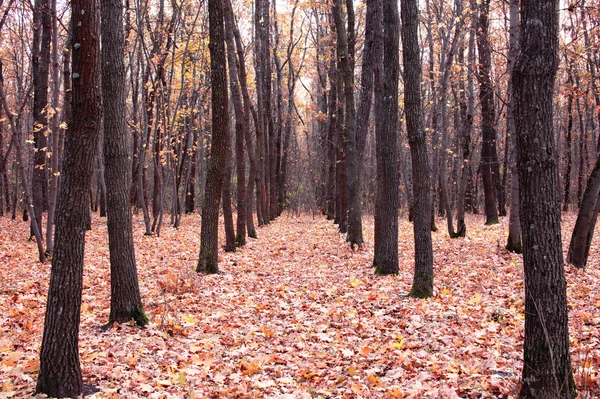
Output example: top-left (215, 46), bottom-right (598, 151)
top-left (477, 0), bottom-right (500, 225)
top-left (197, 0), bottom-right (229, 273)
top-left (567, 155), bottom-right (600, 268)
top-left (563, 62), bottom-right (574, 211)
top-left (0, 83), bottom-right (45, 262)
top-left (222, 138), bottom-right (235, 252)
top-left (31, 0), bottom-right (52, 237)
top-left (223, 0), bottom-right (246, 245)
top-left (506, 0), bottom-right (522, 253)
top-left (45, 0), bottom-right (62, 254)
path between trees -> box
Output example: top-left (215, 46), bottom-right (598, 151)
top-left (0, 213), bottom-right (599, 398)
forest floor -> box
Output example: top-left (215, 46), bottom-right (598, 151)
top-left (1, 212), bottom-right (599, 399)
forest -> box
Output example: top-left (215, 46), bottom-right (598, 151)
top-left (0, 0), bottom-right (599, 396)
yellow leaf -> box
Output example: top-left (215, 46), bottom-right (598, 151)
top-left (367, 373), bottom-right (382, 387)
top-left (441, 288), bottom-right (452, 295)
top-left (347, 366), bottom-right (358, 376)
top-left (468, 293), bottom-right (482, 305)
top-left (349, 277), bottom-right (361, 288)
top-left (595, 300), bottom-right (600, 308)
top-left (388, 387), bottom-right (404, 398)
top-left (392, 334), bottom-right (404, 349)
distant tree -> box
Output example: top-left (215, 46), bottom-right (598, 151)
top-left (197, 0), bottom-right (228, 273)
top-left (401, 0), bottom-right (433, 296)
top-left (223, 0), bottom-right (247, 246)
top-left (351, 0), bottom-right (381, 246)
top-left (31, 0), bottom-right (52, 237)
top-left (332, 0), bottom-right (353, 238)
top-left (36, 0), bottom-right (102, 393)
top-left (476, 0), bottom-right (501, 225)
top-left (505, 0), bottom-right (522, 253)
top-left (373, 0), bottom-right (399, 275)
top-left (513, 0), bottom-right (576, 396)
top-left (222, 140), bottom-right (236, 252)
top-left (101, 0), bottom-right (147, 326)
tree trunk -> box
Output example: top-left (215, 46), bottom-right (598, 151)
top-left (513, 0), bottom-right (576, 395)
top-left (353, 0), bottom-right (381, 232)
top-left (0, 82), bottom-right (45, 262)
top-left (506, 0), bottom-right (522, 253)
top-left (222, 139), bottom-right (235, 252)
top-left (563, 63), bottom-right (574, 211)
top-left (197, 0), bottom-right (228, 274)
top-left (223, 0), bottom-right (246, 246)
top-left (567, 155), bottom-right (600, 268)
top-left (101, 0), bottom-right (147, 326)
top-left (230, 9), bottom-right (257, 238)
top-left (456, 17), bottom-right (476, 237)
top-left (334, 0), bottom-right (359, 246)
top-left (325, 43), bottom-right (337, 221)
top-left (31, 0), bottom-right (52, 237)
top-left (401, 0), bottom-right (433, 296)
top-left (36, 0), bottom-right (101, 393)
top-left (373, 0), bottom-right (399, 275)
top-left (476, 0), bottom-right (500, 225)
top-left (45, 0), bottom-right (62, 254)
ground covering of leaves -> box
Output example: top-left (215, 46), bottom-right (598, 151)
top-left (1, 212), bottom-right (599, 399)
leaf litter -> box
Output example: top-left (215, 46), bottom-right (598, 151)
top-left (0, 213), bottom-right (599, 398)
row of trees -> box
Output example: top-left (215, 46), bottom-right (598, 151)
top-left (0, 0), bottom-right (597, 395)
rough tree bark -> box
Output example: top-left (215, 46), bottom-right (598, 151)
top-left (334, 0), bottom-right (358, 245)
top-left (373, 0), bottom-right (399, 275)
top-left (476, 0), bottom-right (500, 225)
top-left (31, 0), bottom-right (52, 237)
top-left (101, 0), bottom-right (148, 326)
top-left (506, 0), bottom-right (522, 253)
top-left (513, 0), bottom-right (576, 395)
top-left (45, 0), bottom-right (62, 255)
top-left (36, 0), bottom-right (101, 393)
top-left (222, 140), bottom-right (236, 252)
top-left (197, 0), bottom-right (228, 274)
top-left (223, 0), bottom-right (246, 246)
top-left (567, 155), bottom-right (600, 268)
top-left (401, 0), bottom-right (433, 297)
top-left (352, 0), bottom-right (381, 244)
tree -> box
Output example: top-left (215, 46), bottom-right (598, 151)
top-left (101, 0), bottom-right (148, 326)
top-left (351, 0), bottom-right (381, 246)
top-left (36, 0), bottom-right (102, 393)
top-left (476, 0), bottom-right (501, 225)
top-left (505, 0), bottom-right (522, 253)
top-left (332, 0), bottom-right (356, 243)
top-left (567, 155), bottom-right (600, 268)
top-left (401, 0), bottom-right (433, 297)
top-left (223, 0), bottom-right (247, 246)
top-left (31, 0), bottom-right (52, 238)
top-left (513, 0), bottom-right (576, 396)
top-left (373, 0), bottom-right (399, 275)
top-left (197, 0), bottom-right (228, 274)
